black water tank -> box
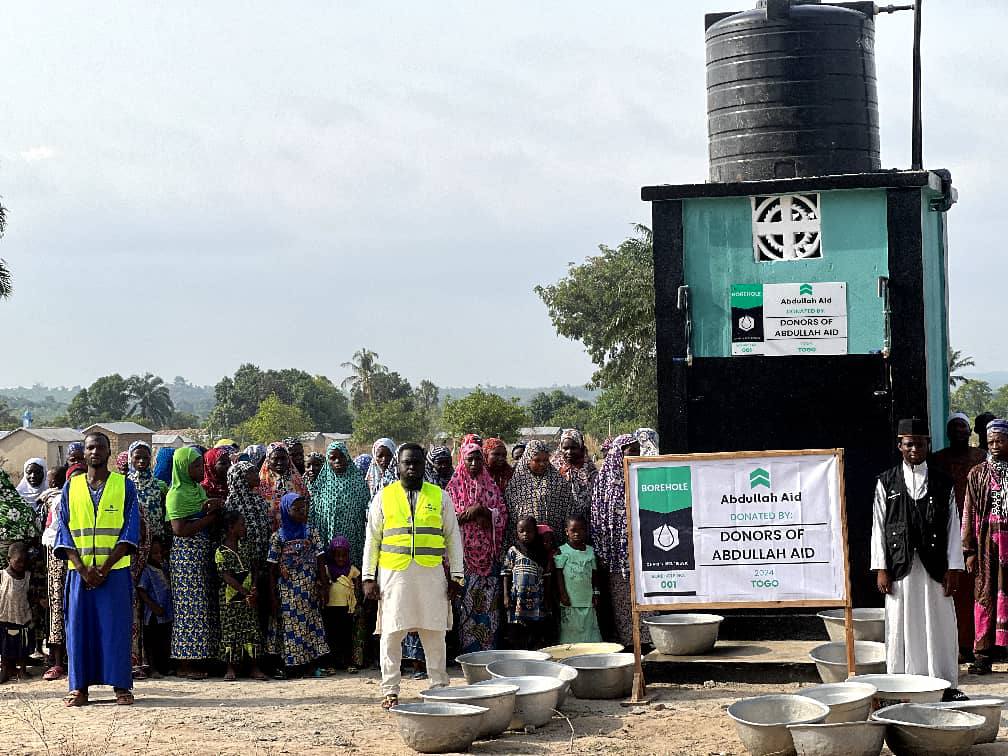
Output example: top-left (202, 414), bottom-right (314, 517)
top-left (706, 0), bottom-right (880, 182)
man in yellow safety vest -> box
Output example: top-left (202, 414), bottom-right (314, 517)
top-left (55, 432), bottom-right (141, 707)
top-left (363, 442), bottom-right (463, 710)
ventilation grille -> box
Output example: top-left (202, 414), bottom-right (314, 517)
top-left (752, 193), bottom-right (822, 261)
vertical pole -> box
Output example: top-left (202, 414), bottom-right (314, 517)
top-left (624, 455), bottom-right (647, 702)
top-left (911, 0), bottom-right (924, 170)
top-left (837, 449), bottom-right (856, 677)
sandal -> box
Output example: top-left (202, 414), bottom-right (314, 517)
top-left (968, 661), bottom-right (992, 675)
top-left (132, 667), bottom-right (147, 680)
top-left (114, 689), bottom-right (135, 706)
top-left (311, 667), bottom-right (326, 678)
top-left (43, 665), bottom-right (66, 681)
top-left (381, 694), bottom-right (398, 710)
top-left (251, 670), bottom-right (269, 681)
top-left (64, 690), bottom-right (88, 707)
top-left (346, 666), bottom-right (359, 674)
top-left (272, 669), bottom-right (287, 680)
top-left (224, 671), bottom-right (237, 682)
top-left (184, 671), bottom-right (209, 681)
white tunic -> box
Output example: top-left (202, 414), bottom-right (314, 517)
top-left (362, 486), bottom-right (464, 634)
top-left (870, 461), bottom-right (963, 685)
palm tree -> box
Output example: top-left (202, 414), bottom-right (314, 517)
top-left (949, 348), bottom-right (976, 388)
top-left (127, 373), bottom-right (175, 428)
top-left (0, 200), bottom-right (11, 300)
top-left (340, 348), bottom-right (387, 404)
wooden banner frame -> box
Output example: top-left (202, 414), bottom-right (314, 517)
top-left (623, 448), bottom-right (855, 702)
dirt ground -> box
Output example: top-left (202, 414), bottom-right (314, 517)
top-left (3, 667), bottom-right (1008, 756)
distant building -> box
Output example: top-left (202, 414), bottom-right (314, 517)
top-left (0, 427), bottom-right (82, 477)
top-left (517, 426), bottom-right (562, 445)
top-left (300, 432), bottom-right (353, 455)
top-left (152, 433), bottom-right (195, 450)
top-left (82, 422), bottom-right (154, 458)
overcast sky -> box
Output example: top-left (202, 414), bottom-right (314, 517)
top-left (0, 1), bottom-right (1001, 389)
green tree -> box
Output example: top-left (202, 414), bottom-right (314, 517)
top-left (528, 390), bottom-right (592, 426)
top-left (237, 394), bottom-right (313, 445)
top-left (295, 375), bottom-right (352, 432)
top-left (589, 383), bottom-right (655, 439)
top-left (355, 370), bottom-right (412, 410)
top-left (0, 397), bottom-right (18, 428)
top-left (341, 348), bottom-right (387, 405)
top-left (65, 374), bottom-right (132, 426)
top-left (989, 384), bottom-right (1008, 420)
top-left (950, 379), bottom-right (994, 420)
top-left (0, 199), bottom-right (10, 299)
top-left (65, 388), bottom-right (94, 427)
top-left (126, 373), bottom-right (175, 428)
top-left (441, 388), bottom-right (528, 443)
top-left (535, 224), bottom-right (657, 428)
top-left (949, 348), bottom-right (975, 388)
top-left (414, 380), bottom-right (440, 412)
top-left (351, 398), bottom-right (430, 447)
top-left (167, 410), bottom-right (202, 428)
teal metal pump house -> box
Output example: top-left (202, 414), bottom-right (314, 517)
top-left (642, 0), bottom-right (955, 606)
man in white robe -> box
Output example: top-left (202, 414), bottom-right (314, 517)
top-left (871, 417), bottom-right (965, 699)
top-left (363, 442), bottom-right (464, 709)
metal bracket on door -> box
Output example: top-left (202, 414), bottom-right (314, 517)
top-left (677, 284), bottom-right (693, 367)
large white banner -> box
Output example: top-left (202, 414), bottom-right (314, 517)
top-left (627, 452), bottom-right (845, 607)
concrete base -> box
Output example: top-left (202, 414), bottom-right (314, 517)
top-left (643, 640), bottom-right (821, 684)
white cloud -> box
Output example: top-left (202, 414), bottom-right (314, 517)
top-left (19, 145), bottom-right (57, 162)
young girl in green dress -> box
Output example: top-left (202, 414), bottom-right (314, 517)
top-left (554, 514), bottom-right (602, 643)
top-left (216, 511), bottom-right (266, 681)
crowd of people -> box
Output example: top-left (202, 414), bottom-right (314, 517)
top-left (0, 425), bottom-right (660, 708)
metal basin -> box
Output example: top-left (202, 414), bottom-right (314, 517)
top-left (817, 608), bottom-right (885, 643)
top-left (562, 653), bottom-right (635, 699)
top-left (540, 642), bottom-right (623, 660)
top-left (455, 649), bottom-right (550, 684)
top-left (473, 676), bottom-right (562, 730)
top-left (390, 702), bottom-right (488, 753)
top-left (787, 721), bottom-right (885, 756)
top-left (727, 694), bottom-right (829, 756)
top-left (848, 674), bottom-right (950, 707)
top-left (419, 683), bottom-right (518, 739)
top-left (809, 641), bottom-right (886, 683)
top-left (926, 696), bottom-right (1005, 744)
top-left (871, 703), bottom-right (985, 756)
top-left (485, 659), bottom-right (577, 708)
top-left (643, 613), bottom-right (724, 655)
top-left (797, 682), bottom-right (877, 723)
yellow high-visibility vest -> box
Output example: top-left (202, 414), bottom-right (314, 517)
top-left (67, 472), bottom-right (130, 570)
top-left (378, 481), bottom-right (446, 571)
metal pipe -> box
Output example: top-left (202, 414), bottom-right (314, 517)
top-left (875, 4), bottom-right (914, 13)
top-left (911, 0), bottom-right (923, 170)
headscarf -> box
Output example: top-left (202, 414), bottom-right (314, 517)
top-left (503, 439), bottom-right (576, 547)
top-left (153, 447), bottom-right (175, 486)
top-left (67, 441), bottom-right (85, 460)
top-left (259, 441), bottom-right (309, 529)
top-left (244, 444), bottom-right (267, 469)
top-left (424, 446), bottom-right (454, 489)
top-left (590, 433), bottom-right (637, 577)
top-left (66, 462), bottom-right (87, 479)
top-left (215, 438), bottom-right (237, 448)
top-left (225, 461), bottom-right (271, 562)
top-left (635, 428), bottom-right (660, 456)
top-left (165, 446), bottom-right (208, 521)
top-left (16, 457), bottom-right (48, 505)
top-left (550, 429), bottom-right (598, 513)
top-left (353, 453), bottom-right (372, 475)
top-left (200, 447), bottom-right (231, 499)
top-left (278, 491), bottom-right (307, 542)
top-left (127, 440), bottom-right (166, 539)
top-left (0, 468), bottom-right (42, 557)
top-left (365, 438), bottom-right (398, 495)
top-left (482, 438), bottom-right (514, 494)
top-left (448, 441), bottom-right (507, 576)
top-left (948, 412), bottom-right (971, 426)
top-left (987, 419), bottom-right (1008, 439)
top-left (461, 433), bottom-right (483, 450)
top-left (115, 451), bottom-right (129, 475)
top-left (307, 441), bottom-right (371, 566)
top-left (326, 535), bottom-right (352, 580)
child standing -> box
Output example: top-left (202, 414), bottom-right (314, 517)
top-left (217, 511), bottom-right (266, 681)
top-left (136, 536), bottom-right (173, 677)
top-left (554, 514), bottom-right (602, 643)
top-left (502, 515), bottom-right (548, 649)
top-left (0, 542), bottom-right (36, 682)
top-left (268, 493), bottom-right (330, 678)
top-left (323, 535), bottom-right (361, 672)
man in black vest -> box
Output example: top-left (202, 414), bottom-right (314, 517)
top-left (871, 417), bottom-right (965, 699)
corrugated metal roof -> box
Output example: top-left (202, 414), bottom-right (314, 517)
top-left (0, 427), bottom-right (83, 443)
top-left (152, 433), bottom-right (194, 444)
top-left (518, 426), bottom-right (561, 436)
top-left (84, 422), bottom-right (153, 434)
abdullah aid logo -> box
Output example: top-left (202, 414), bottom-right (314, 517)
top-left (637, 467), bottom-right (694, 565)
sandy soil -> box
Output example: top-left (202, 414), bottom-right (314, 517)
top-left (3, 667), bottom-right (1008, 755)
